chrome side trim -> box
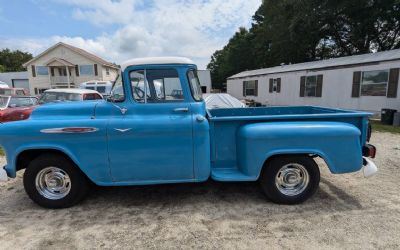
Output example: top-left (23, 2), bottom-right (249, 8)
top-left (40, 127), bottom-right (99, 134)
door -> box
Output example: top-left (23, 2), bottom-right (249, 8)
top-left (107, 68), bottom-right (194, 183)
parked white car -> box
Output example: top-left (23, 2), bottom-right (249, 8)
top-left (38, 89), bottom-right (103, 104)
top-left (80, 80), bottom-right (113, 96)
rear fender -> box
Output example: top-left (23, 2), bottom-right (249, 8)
top-left (236, 122), bottom-right (363, 178)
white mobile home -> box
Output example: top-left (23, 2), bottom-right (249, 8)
top-left (227, 50), bottom-right (400, 113)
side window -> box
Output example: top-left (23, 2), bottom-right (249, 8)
top-left (130, 69), bottom-right (184, 103)
top-left (109, 73), bottom-right (124, 102)
top-left (130, 70), bottom-right (148, 103)
top-left (187, 69), bottom-right (203, 101)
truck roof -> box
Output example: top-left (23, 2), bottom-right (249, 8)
top-left (120, 57), bottom-right (194, 71)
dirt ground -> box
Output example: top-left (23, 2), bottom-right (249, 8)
top-left (0, 132), bottom-right (399, 250)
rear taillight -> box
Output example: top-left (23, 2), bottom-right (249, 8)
top-left (362, 144), bottom-right (376, 158)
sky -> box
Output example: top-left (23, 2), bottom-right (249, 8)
top-left (0, 0), bottom-right (261, 69)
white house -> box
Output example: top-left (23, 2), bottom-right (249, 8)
top-left (227, 49), bottom-right (400, 113)
top-left (23, 42), bottom-right (119, 95)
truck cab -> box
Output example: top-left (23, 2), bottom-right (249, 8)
top-left (0, 57), bottom-right (377, 208)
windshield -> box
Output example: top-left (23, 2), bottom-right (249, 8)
top-left (9, 97), bottom-right (37, 107)
top-left (38, 92), bottom-right (81, 104)
top-left (0, 96), bottom-right (10, 109)
top-left (187, 69), bottom-right (203, 101)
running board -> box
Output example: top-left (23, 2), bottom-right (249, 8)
top-left (211, 168), bottom-right (256, 182)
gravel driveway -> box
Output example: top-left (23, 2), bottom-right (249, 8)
top-left (0, 132), bottom-right (399, 249)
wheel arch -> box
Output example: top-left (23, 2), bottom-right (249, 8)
top-left (258, 150), bottom-right (333, 180)
top-left (14, 147), bottom-right (92, 182)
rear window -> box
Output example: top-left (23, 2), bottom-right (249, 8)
top-left (0, 89), bottom-right (12, 95)
top-left (83, 93), bottom-right (103, 100)
top-left (97, 86), bottom-right (106, 93)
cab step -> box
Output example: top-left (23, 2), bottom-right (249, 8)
top-left (211, 168), bottom-right (256, 181)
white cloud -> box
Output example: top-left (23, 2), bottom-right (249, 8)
top-left (1, 0), bottom-right (261, 68)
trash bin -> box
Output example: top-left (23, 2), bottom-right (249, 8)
top-left (381, 109), bottom-right (397, 125)
top-left (393, 112), bottom-right (400, 126)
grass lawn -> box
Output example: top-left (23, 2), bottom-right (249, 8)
top-left (0, 147), bottom-right (3, 156)
top-left (370, 120), bottom-right (400, 134)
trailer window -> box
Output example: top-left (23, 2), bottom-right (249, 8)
top-left (361, 70), bottom-right (389, 96)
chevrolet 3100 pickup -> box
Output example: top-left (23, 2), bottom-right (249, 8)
top-left (0, 57), bottom-right (378, 208)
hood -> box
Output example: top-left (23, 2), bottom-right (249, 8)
top-left (30, 101), bottom-right (101, 120)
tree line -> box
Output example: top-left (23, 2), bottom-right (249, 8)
top-left (207, 0), bottom-right (400, 89)
top-left (0, 49), bottom-right (33, 73)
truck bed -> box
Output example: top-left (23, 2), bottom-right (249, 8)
top-left (207, 106), bottom-right (370, 121)
top-left (207, 106), bottom-right (371, 181)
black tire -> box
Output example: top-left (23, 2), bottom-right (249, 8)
top-left (23, 154), bottom-right (90, 209)
top-left (260, 155), bottom-right (320, 205)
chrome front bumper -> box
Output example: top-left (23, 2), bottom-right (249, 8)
top-left (362, 157), bottom-right (378, 178)
top-left (0, 166), bottom-right (8, 182)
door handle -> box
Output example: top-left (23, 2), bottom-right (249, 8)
top-left (173, 107), bottom-right (189, 112)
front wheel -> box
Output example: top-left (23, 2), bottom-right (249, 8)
top-left (23, 154), bottom-right (90, 208)
top-left (260, 155), bottom-right (320, 204)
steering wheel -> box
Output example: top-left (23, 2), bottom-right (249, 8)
top-left (133, 86), bottom-right (145, 99)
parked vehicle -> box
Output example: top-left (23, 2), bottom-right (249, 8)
top-left (0, 57), bottom-right (377, 208)
top-left (38, 89), bottom-right (103, 104)
top-left (0, 96), bottom-right (38, 122)
top-left (0, 87), bottom-right (29, 96)
top-left (79, 81), bottom-right (113, 97)
top-left (0, 81), bottom-right (9, 88)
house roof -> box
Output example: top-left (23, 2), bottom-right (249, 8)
top-left (23, 42), bottom-right (118, 69)
top-left (120, 57), bottom-right (194, 71)
top-left (228, 49), bottom-right (400, 79)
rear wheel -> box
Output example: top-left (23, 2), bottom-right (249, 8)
top-left (260, 155), bottom-right (320, 204)
top-left (23, 154), bottom-right (90, 208)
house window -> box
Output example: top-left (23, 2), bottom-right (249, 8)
top-left (79, 65), bottom-right (94, 76)
top-left (36, 66), bottom-right (49, 76)
top-left (360, 70), bottom-right (389, 96)
top-left (243, 80), bottom-right (258, 96)
top-left (106, 67), bottom-right (110, 76)
top-left (300, 75), bottom-right (323, 97)
top-left (269, 78), bottom-right (281, 93)
top-left (305, 76), bottom-right (317, 97)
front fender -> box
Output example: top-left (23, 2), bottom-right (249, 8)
top-left (236, 122), bottom-right (362, 178)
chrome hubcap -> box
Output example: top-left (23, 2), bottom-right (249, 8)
top-left (275, 163), bottom-right (309, 196)
top-left (35, 167), bottom-right (71, 200)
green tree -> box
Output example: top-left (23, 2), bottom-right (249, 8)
top-left (0, 49), bottom-right (33, 72)
top-left (208, 0), bottom-right (400, 89)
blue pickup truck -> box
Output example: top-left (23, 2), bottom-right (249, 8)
top-left (0, 57), bottom-right (377, 208)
